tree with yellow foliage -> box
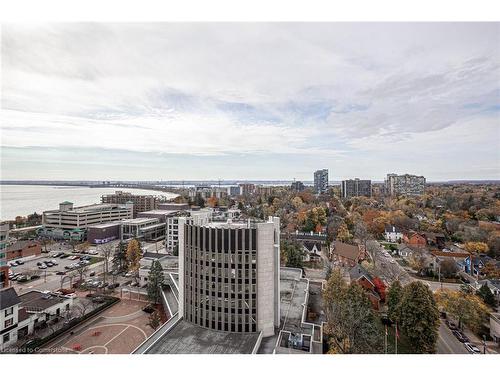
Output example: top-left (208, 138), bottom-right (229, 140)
top-left (434, 289), bottom-right (490, 333)
top-left (126, 239), bottom-right (142, 273)
top-left (336, 222), bottom-right (352, 243)
top-left (464, 241), bottom-right (489, 253)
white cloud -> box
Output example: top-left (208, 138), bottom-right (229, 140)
top-left (1, 23), bottom-right (499, 179)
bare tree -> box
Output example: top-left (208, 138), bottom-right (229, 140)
top-left (100, 243), bottom-right (114, 287)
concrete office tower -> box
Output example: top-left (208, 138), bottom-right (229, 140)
top-left (178, 216), bottom-right (280, 337)
top-left (385, 173), bottom-right (426, 196)
top-left (314, 169), bottom-right (329, 194)
top-left (341, 179), bottom-right (372, 198)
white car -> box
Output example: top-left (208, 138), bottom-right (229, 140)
top-left (389, 259), bottom-right (396, 264)
top-left (464, 343), bottom-right (481, 354)
top-left (88, 250), bottom-right (98, 255)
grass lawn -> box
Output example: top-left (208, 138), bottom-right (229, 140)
top-left (411, 273), bottom-right (462, 284)
top-left (88, 256), bottom-right (104, 265)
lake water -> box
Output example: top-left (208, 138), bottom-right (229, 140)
top-left (0, 185), bottom-right (178, 220)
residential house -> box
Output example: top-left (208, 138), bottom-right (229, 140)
top-left (331, 241), bottom-right (365, 267)
top-left (477, 279), bottom-right (500, 302)
top-left (0, 288), bottom-right (34, 351)
top-left (424, 232), bottom-right (446, 249)
top-left (349, 264), bottom-right (381, 310)
top-left (384, 225), bottom-right (403, 243)
top-left (302, 242), bottom-right (322, 262)
top-left (403, 232), bottom-right (426, 247)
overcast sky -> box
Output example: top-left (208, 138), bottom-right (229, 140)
top-left (1, 23), bottom-right (499, 181)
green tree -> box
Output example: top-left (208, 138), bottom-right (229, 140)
top-left (280, 240), bottom-right (304, 268)
top-left (147, 260), bottom-right (165, 304)
top-left (476, 284), bottom-right (497, 307)
top-left (398, 282), bottom-right (440, 353)
top-left (323, 271), bottom-right (382, 354)
top-left (387, 280), bottom-right (403, 322)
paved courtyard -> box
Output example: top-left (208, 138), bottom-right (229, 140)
top-left (45, 299), bottom-right (155, 354)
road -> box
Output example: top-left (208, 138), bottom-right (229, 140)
top-left (436, 320), bottom-right (470, 354)
top-left (368, 240), bottom-right (480, 353)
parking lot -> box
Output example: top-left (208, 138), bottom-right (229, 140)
top-left (8, 251), bottom-right (104, 288)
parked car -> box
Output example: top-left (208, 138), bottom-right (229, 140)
top-left (16, 260), bottom-right (24, 265)
top-left (89, 271), bottom-right (96, 277)
top-left (446, 320), bottom-right (458, 330)
top-left (38, 264), bottom-right (47, 269)
top-left (452, 330), bottom-right (468, 342)
top-left (37, 262), bottom-right (43, 266)
top-left (125, 272), bottom-right (133, 277)
top-left (464, 343), bottom-right (481, 354)
top-left (88, 250), bottom-right (98, 255)
top-left (51, 260), bottom-right (58, 265)
top-left (8, 262), bottom-right (18, 267)
top-left (56, 271), bottom-right (66, 275)
top-left (130, 281), bottom-right (138, 287)
top-left (60, 253), bottom-right (70, 259)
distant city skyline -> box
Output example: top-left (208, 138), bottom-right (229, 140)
top-left (2, 23), bottom-right (499, 181)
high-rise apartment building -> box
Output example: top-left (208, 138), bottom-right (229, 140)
top-left (178, 216), bottom-right (281, 337)
top-left (291, 180), bottom-right (305, 192)
top-left (101, 191), bottom-right (160, 217)
top-left (385, 173), bottom-right (426, 196)
top-left (313, 169), bottom-right (329, 194)
top-left (341, 179), bottom-right (372, 198)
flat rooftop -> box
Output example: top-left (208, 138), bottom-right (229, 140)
top-left (88, 221), bottom-right (122, 229)
top-left (280, 268), bottom-right (310, 336)
top-left (139, 210), bottom-right (179, 216)
top-left (19, 291), bottom-right (68, 310)
top-left (145, 320), bottom-right (260, 354)
top-left (121, 217), bottom-right (159, 224)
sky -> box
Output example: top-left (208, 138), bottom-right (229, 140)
top-left (1, 23), bottom-right (499, 181)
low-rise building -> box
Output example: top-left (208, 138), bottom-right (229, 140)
top-left (138, 252), bottom-right (179, 285)
top-left (4, 240), bottom-right (41, 261)
top-left (384, 225), bottom-right (403, 243)
top-left (349, 265), bottom-right (381, 310)
top-left (331, 241), bottom-right (365, 267)
top-left (490, 313), bottom-right (500, 345)
top-left (1, 222), bottom-right (11, 288)
top-left (120, 217), bottom-right (166, 241)
top-left (403, 232), bottom-right (427, 247)
top-left (38, 201), bottom-right (133, 240)
top-left (87, 222), bottom-right (121, 244)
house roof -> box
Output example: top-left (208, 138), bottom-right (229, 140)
top-left (333, 241), bottom-right (361, 261)
top-left (385, 224), bottom-right (401, 233)
top-left (303, 241), bottom-right (321, 252)
top-left (0, 287), bottom-right (21, 310)
top-left (349, 264), bottom-right (374, 285)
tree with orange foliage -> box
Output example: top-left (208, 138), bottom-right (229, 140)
top-left (206, 196), bottom-right (218, 208)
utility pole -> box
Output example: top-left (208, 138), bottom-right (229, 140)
top-left (395, 321), bottom-right (398, 354)
top-left (384, 325), bottom-right (388, 354)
